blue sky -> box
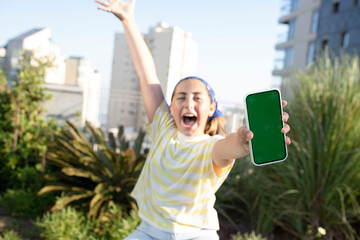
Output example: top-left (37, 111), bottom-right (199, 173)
top-left (0, 0), bottom-right (285, 105)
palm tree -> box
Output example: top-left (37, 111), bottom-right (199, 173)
top-left (38, 121), bottom-right (147, 219)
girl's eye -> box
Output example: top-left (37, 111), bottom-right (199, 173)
top-left (177, 97), bottom-right (185, 101)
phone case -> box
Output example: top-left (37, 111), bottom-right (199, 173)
top-left (244, 89), bottom-right (288, 166)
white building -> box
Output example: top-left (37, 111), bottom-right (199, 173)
top-left (3, 28), bottom-right (65, 85)
top-left (64, 57), bottom-right (101, 127)
top-left (0, 28), bottom-right (101, 127)
top-left (107, 22), bottom-right (198, 131)
top-left (43, 83), bottom-right (83, 126)
top-left (222, 104), bottom-right (245, 134)
top-left (0, 47), bottom-right (6, 70)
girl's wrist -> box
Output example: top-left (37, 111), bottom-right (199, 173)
top-left (121, 16), bottom-right (135, 25)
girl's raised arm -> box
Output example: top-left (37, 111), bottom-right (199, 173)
top-left (96, 0), bottom-right (164, 123)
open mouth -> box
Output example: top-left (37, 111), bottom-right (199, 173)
top-left (182, 114), bottom-right (197, 128)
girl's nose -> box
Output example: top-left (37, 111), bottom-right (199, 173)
top-left (185, 98), bottom-right (194, 109)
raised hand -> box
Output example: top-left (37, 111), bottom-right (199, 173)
top-left (95, 0), bottom-right (136, 22)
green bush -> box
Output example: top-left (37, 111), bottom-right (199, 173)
top-left (35, 206), bottom-right (140, 240)
top-left (94, 204), bottom-right (141, 239)
top-left (36, 207), bottom-right (97, 240)
top-left (0, 189), bottom-right (54, 217)
top-left (0, 166), bottom-right (56, 217)
top-left (231, 231), bottom-right (267, 240)
top-left (0, 53), bottom-right (58, 171)
top-left (0, 189), bottom-right (38, 217)
top-left (247, 53), bottom-right (360, 239)
top-left (10, 166), bottom-right (43, 190)
top-left (0, 231), bottom-right (22, 240)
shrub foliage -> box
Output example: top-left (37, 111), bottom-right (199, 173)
top-left (250, 54), bottom-right (360, 239)
top-left (216, 53), bottom-right (360, 239)
top-left (38, 121), bottom-right (147, 218)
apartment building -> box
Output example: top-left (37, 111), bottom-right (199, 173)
top-left (0, 28), bottom-right (101, 127)
top-left (2, 28), bottom-right (65, 84)
top-left (223, 106), bottom-right (245, 134)
top-left (107, 22), bottom-right (198, 131)
top-left (273, 0), bottom-right (360, 93)
top-left (272, 0), bottom-right (321, 91)
top-left (64, 57), bottom-right (101, 127)
top-left (316, 0), bottom-right (360, 56)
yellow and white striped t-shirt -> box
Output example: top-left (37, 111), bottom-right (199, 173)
top-left (131, 100), bottom-right (233, 232)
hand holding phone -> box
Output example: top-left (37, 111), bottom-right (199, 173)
top-left (244, 89), bottom-right (288, 166)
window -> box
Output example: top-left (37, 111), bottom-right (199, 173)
top-left (274, 50), bottom-right (285, 70)
top-left (332, 2), bottom-right (340, 14)
top-left (288, 19), bottom-right (296, 40)
top-left (341, 31), bottom-right (350, 48)
top-left (311, 11), bottom-right (319, 33)
top-left (321, 38), bottom-right (329, 50)
top-left (291, 0), bottom-right (299, 12)
top-left (284, 48), bottom-right (293, 67)
top-left (307, 42), bottom-right (316, 64)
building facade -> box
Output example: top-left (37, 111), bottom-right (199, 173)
top-left (316, 0), bottom-right (360, 56)
top-left (65, 57), bottom-right (101, 127)
top-left (2, 28), bottom-right (65, 85)
top-left (107, 22), bottom-right (198, 131)
top-left (273, 0), bottom-right (360, 92)
top-left (223, 106), bottom-right (245, 134)
top-left (272, 0), bottom-right (321, 90)
top-left (0, 28), bottom-right (101, 127)
top-left (43, 83), bottom-right (83, 126)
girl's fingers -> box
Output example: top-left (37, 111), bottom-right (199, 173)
top-left (246, 130), bottom-right (253, 140)
top-left (97, 6), bottom-right (111, 12)
top-left (238, 126), bottom-right (253, 140)
top-left (95, 0), bottom-right (109, 7)
top-left (282, 100), bottom-right (288, 108)
top-left (281, 123), bottom-right (290, 134)
top-left (282, 112), bottom-right (289, 122)
top-left (285, 136), bottom-right (291, 145)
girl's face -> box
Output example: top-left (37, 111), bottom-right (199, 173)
top-left (170, 78), bottom-right (216, 137)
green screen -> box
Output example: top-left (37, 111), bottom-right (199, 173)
top-left (246, 90), bottom-right (287, 165)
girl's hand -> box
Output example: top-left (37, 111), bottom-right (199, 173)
top-left (281, 100), bottom-right (291, 145)
top-left (236, 125), bottom-right (253, 154)
top-left (238, 100), bottom-right (291, 151)
top-left (95, 0), bottom-right (136, 22)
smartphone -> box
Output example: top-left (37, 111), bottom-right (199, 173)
top-left (244, 89), bottom-right (288, 166)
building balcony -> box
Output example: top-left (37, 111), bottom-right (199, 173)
top-left (279, 0), bottom-right (298, 21)
top-left (272, 49), bottom-right (293, 76)
top-left (279, 11), bottom-right (297, 24)
top-left (275, 39), bottom-right (294, 50)
top-left (277, 32), bottom-right (288, 45)
top-left (272, 67), bottom-right (293, 77)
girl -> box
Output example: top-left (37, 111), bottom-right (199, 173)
top-left (95, 0), bottom-right (291, 239)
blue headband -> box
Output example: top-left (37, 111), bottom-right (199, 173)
top-left (173, 76), bottom-right (222, 120)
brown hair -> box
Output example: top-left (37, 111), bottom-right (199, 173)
top-left (205, 116), bottom-right (226, 136)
